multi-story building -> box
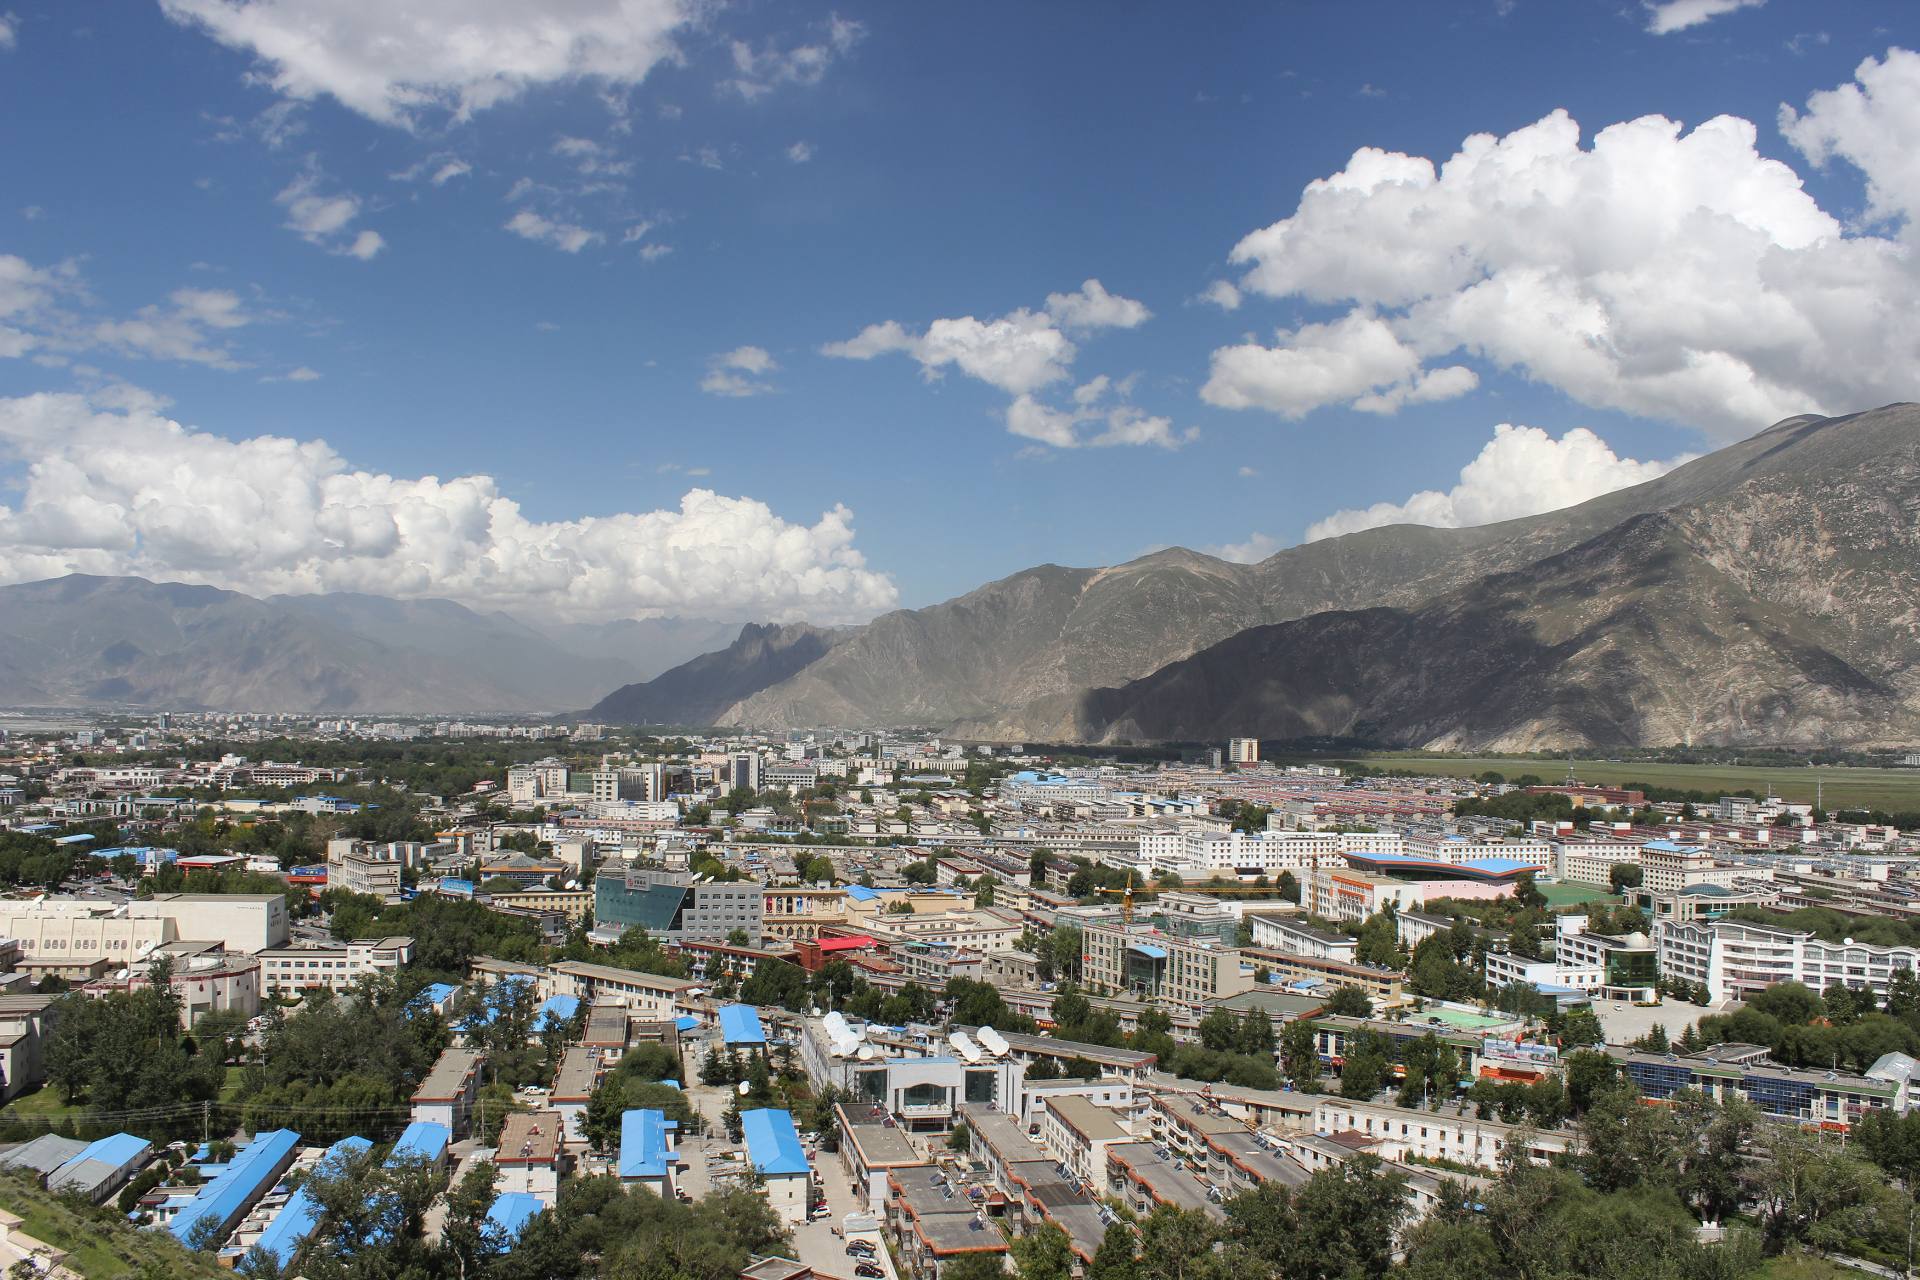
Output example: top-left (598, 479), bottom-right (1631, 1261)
top-left (1306, 868), bottom-right (1423, 924)
top-left (1039, 1094), bottom-right (1129, 1188)
top-left (1227, 738), bottom-right (1260, 765)
top-left (258, 936), bottom-right (415, 995)
top-left (1082, 923), bottom-right (1251, 1008)
top-left (731, 754), bottom-right (763, 794)
top-left (1656, 917), bottom-right (1920, 1003)
top-left (411, 1048), bottom-right (485, 1137)
top-left (0, 995), bottom-right (57, 1100)
top-left (594, 866), bottom-right (765, 944)
top-left (762, 886), bottom-right (849, 942)
top-left (547, 961), bottom-right (698, 1018)
top-left (1640, 840), bottom-right (1724, 894)
top-left (1608, 1044), bottom-right (1900, 1128)
top-left (1402, 832), bottom-right (1553, 872)
top-left (1248, 914), bottom-right (1358, 962)
top-left (496, 1111), bottom-right (565, 1202)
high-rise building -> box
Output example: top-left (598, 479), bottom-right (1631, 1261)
top-left (1227, 738), bottom-right (1260, 765)
top-left (731, 753), bottom-right (762, 793)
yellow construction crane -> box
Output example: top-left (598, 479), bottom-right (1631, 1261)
top-left (1095, 870), bottom-right (1137, 924)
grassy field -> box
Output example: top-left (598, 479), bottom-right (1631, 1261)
top-left (0, 1171), bottom-right (226, 1278)
top-left (1749, 1252), bottom-right (1858, 1280)
top-left (1340, 752), bottom-right (1920, 811)
top-left (1538, 881), bottom-right (1620, 909)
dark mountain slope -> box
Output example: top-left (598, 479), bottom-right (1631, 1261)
top-left (588, 622), bottom-right (850, 727)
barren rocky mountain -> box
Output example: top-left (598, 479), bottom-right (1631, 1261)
top-left (595, 404), bottom-right (1920, 743)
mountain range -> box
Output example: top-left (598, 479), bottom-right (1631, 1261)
top-left (591, 404), bottom-right (1920, 748)
top-left (10, 405), bottom-right (1916, 744)
top-left (0, 576), bottom-right (734, 713)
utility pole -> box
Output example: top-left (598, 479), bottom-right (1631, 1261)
top-left (201, 1100), bottom-right (210, 1145)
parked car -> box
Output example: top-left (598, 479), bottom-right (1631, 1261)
top-left (855, 1264), bottom-right (884, 1278)
top-left (847, 1243), bottom-right (877, 1257)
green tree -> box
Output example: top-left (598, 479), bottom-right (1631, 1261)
top-left (1325, 986), bottom-right (1372, 1018)
top-left (1087, 1222), bottom-right (1140, 1280)
top-left (1012, 1221), bottom-right (1074, 1280)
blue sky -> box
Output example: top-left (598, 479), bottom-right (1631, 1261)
top-left (1, 0), bottom-right (1916, 622)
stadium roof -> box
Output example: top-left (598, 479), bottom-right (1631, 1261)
top-left (1339, 852), bottom-right (1534, 882)
top-left (741, 1109), bottom-right (809, 1176)
top-left (719, 1004), bottom-right (768, 1045)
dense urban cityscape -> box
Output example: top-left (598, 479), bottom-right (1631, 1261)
top-left (0, 719), bottom-right (1915, 1279)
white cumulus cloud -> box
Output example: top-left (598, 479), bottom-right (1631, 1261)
top-left (825, 282), bottom-right (1178, 448)
top-left (277, 167), bottom-right (384, 258)
top-left (1204, 532), bottom-right (1282, 564)
top-left (160, 0), bottom-right (693, 129)
top-left (1644, 0), bottom-right (1764, 35)
top-left (0, 389), bottom-right (897, 623)
top-left (726, 14), bottom-right (863, 100)
top-left (1303, 423), bottom-right (1693, 542)
top-left (504, 210), bottom-right (602, 253)
top-left (1211, 51), bottom-right (1920, 442)
top-left (823, 279), bottom-right (1150, 397)
top-left (701, 346), bottom-right (778, 397)
top-left (1781, 47), bottom-right (1920, 231)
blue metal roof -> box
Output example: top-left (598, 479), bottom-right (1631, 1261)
top-left (618, 1109), bottom-right (673, 1180)
top-left (718, 1004), bottom-right (767, 1045)
top-left (251, 1137), bottom-right (370, 1267)
top-left (845, 884), bottom-right (882, 901)
top-left (674, 1015), bottom-right (700, 1032)
top-left (484, 1192), bottom-right (544, 1245)
top-left (537, 995), bottom-right (582, 1028)
top-left (413, 982), bottom-right (458, 1007)
top-left (53, 833), bottom-right (95, 845)
top-left (1644, 839), bottom-right (1702, 852)
top-left (63, 1132), bottom-right (149, 1169)
top-left (167, 1128), bottom-right (302, 1246)
top-left (1129, 943), bottom-right (1169, 960)
top-left (741, 1108), bottom-right (809, 1176)
top-left (387, 1122), bottom-right (449, 1166)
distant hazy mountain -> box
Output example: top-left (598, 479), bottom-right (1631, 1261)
top-left (588, 622), bottom-right (851, 727)
top-left (586, 404), bottom-right (1920, 747)
top-left (0, 576), bottom-right (729, 713)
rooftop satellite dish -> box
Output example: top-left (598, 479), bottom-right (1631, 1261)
top-left (978, 1026), bottom-right (1009, 1057)
top-left (737, 1081), bottom-right (752, 1096)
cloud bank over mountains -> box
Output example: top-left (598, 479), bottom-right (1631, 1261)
top-left (0, 389), bottom-right (897, 623)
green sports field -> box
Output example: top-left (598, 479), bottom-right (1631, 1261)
top-left (1338, 752), bottom-right (1920, 812)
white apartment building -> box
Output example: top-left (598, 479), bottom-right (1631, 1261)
top-left (1227, 738), bottom-right (1260, 765)
top-left (865, 910), bottom-right (1022, 953)
top-left (1657, 918), bottom-right (1920, 1003)
top-left (259, 936), bottom-right (415, 995)
top-left (1136, 826), bottom-right (1398, 878)
top-left (1403, 833), bottom-right (1553, 871)
top-left (1554, 838), bottom-right (1648, 888)
top-left (1248, 914), bottom-right (1358, 962)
